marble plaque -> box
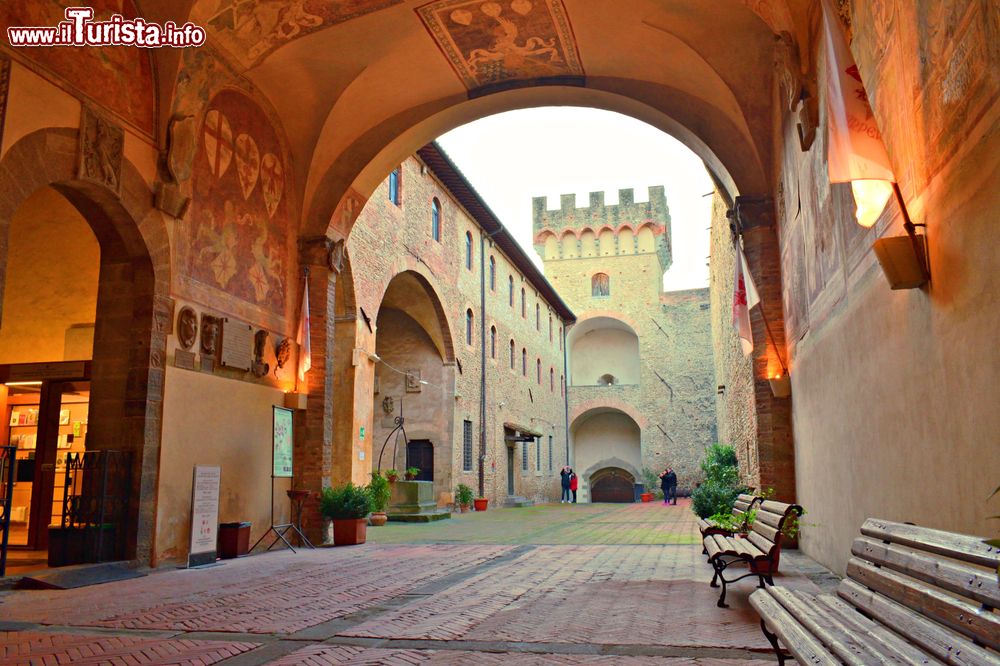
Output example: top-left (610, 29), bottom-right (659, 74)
top-left (220, 318), bottom-right (253, 370)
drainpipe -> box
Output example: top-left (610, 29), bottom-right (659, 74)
top-left (562, 323), bottom-right (571, 466)
top-left (478, 232), bottom-right (487, 498)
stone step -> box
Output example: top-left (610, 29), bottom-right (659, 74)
top-left (503, 495), bottom-right (534, 508)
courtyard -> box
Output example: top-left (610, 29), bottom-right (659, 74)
top-left (0, 502), bottom-right (835, 664)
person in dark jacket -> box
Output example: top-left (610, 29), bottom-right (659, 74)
top-left (659, 467), bottom-right (677, 505)
top-left (559, 466), bottom-right (571, 503)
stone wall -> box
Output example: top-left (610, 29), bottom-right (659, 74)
top-left (346, 153), bottom-right (570, 506)
top-left (535, 190), bottom-right (716, 499)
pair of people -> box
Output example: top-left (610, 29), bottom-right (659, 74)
top-left (560, 466), bottom-right (577, 503)
top-left (659, 467), bottom-right (677, 505)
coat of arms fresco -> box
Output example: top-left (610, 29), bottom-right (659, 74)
top-left (417, 0), bottom-right (583, 89)
top-left (187, 89), bottom-right (289, 315)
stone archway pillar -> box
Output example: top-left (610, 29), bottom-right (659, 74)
top-left (736, 196), bottom-right (796, 502)
top-left (294, 235), bottom-right (342, 543)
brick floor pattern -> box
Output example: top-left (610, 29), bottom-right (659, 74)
top-left (0, 631), bottom-right (256, 665)
top-left (269, 645), bottom-right (775, 665)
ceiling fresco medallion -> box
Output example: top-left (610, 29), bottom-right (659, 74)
top-left (417, 0), bottom-right (583, 89)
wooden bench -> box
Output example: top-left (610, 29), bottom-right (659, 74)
top-left (704, 499), bottom-right (803, 608)
top-left (698, 493), bottom-right (761, 550)
top-left (750, 518), bottom-right (1000, 665)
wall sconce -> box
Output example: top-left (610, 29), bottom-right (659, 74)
top-left (284, 391), bottom-right (308, 410)
top-left (768, 374), bottom-right (791, 398)
top-left (873, 235), bottom-right (929, 289)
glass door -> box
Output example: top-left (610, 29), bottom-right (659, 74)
top-left (4, 383), bottom-right (42, 546)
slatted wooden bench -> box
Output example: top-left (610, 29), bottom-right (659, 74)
top-left (704, 499), bottom-right (803, 608)
top-left (698, 493), bottom-right (761, 551)
top-left (750, 518), bottom-right (1000, 665)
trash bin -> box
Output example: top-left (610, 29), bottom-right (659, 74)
top-left (218, 521), bottom-right (251, 559)
top-left (633, 483), bottom-right (645, 503)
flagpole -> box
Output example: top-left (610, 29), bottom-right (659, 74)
top-left (296, 266), bottom-right (310, 394)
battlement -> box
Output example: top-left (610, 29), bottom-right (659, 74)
top-left (532, 186), bottom-right (672, 273)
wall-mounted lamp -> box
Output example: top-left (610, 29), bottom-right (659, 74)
top-left (873, 235), bottom-right (928, 290)
top-left (283, 391), bottom-right (308, 410)
top-left (768, 374), bottom-right (791, 399)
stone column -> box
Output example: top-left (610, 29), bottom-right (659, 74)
top-left (295, 235), bottom-right (342, 543)
top-left (736, 196), bottom-right (796, 502)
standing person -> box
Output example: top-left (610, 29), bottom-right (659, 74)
top-left (659, 467), bottom-right (678, 505)
top-left (559, 466), bottom-right (571, 503)
top-left (569, 469), bottom-right (578, 503)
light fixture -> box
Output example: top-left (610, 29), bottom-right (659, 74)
top-left (873, 235), bottom-right (928, 290)
top-left (768, 373), bottom-right (791, 398)
top-left (283, 391), bottom-right (308, 410)
top-left (4, 381), bottom-right (43, 386)
top-left (851, 180), bottom-right (894, 228)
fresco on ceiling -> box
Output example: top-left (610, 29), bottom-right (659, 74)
top-left (0, 0), bottom-right (154, 134)
top-left (186, 89), bottom-right (289, 315)
top-left (193, 0), bottom-right (403, 67)
top-left (417, 0), bottom-right (583, 89)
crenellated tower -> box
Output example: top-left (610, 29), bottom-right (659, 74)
top-left (533, 186), bottom-right (672, 302)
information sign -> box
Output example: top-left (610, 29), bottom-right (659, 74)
top-left (188, 465), bottom-right (220, 567)
top-left (273, 406), bottom-right (294, 478)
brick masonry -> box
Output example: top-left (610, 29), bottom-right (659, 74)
top-left (534, 188), bottom-right (717, 497)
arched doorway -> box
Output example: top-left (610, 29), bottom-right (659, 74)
top-left (589, 467), bottom-right (636, 503)
top-left (0, 129), bottom-right (168, 568)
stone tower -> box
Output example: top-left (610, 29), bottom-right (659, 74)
top-left (533, 188), bottom-right (716, 502)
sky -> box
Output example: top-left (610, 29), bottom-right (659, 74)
top-left (437, 107), bottom-right (715, 291)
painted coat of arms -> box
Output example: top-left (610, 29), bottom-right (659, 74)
top-left (417, 0), bottom-right (583, 89)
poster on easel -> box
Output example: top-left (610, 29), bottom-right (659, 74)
top-left (273, 406), bottom-right (293, 478)
top-left (188, 465), bottom-right (221, 567)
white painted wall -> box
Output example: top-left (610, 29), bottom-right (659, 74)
top-left (572, 411), bottom-right (641, 502)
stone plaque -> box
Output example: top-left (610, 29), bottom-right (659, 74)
top-left (174, 348), bottom-right (196, 370)
top-left (220, 318), bottom-right (253, 370)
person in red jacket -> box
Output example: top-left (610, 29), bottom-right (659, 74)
top-left (569, 469), bottom-right (579, 503)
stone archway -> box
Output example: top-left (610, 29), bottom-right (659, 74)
top-left (0, 127), bottom-right (171, 565)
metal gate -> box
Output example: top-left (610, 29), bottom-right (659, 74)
top-left (49, 450), bottom-right (132, 566)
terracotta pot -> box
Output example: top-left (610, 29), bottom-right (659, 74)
top-left (473, 498), bottom-right (488, 511)
top-left (386, 474), bottom-right (398, 483)
top-left (332, 518), bottom-right (368, 545)
top-left (286, 489), bottom-right (311, 501)
top-left (369, 511), bottom-right (388, 527)
top-left (459, 504), bottom-right (470, 513)
top-left (640, 493), bottom-right (654, 502)
top-left (404, 473), bottom-right (417, 480)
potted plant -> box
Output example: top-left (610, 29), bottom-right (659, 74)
top-left (367, 471), bottom-right (391, 527)
top-left (474, 496), bottom-right (488, 512)
top-left (405, 466), bottom-right (420, 481)
top-left (385, 469), bottom-right (399, 483)
top-left (455, 483), bottom-right (474, 512)
top-left (640, 491), bottom-right (654, 502)
top-left (320, 483), bottom-right (373, 546)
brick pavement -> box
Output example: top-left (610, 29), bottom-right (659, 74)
top-left (0, 503), bottom-right (824, 664)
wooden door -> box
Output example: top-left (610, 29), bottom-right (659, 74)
top-left (405, 440), bottom-right (434, 481)
top-left (590, 470), bottom-right (635, 503)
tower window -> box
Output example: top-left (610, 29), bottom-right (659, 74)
top-left (465, 309), bottom-right (474, 345)
top-left (535, 303), bottom-right (540, 330)
top-left (489, 256), bottom-right (496, 291)
top-left (388, 166), bottom-right (401, 205)
top-left (508, 275), bottom-right (514, 307)
top-left (521, 348), bottom-right (527, 376)
top-left (465, 232), bottom-right (473, 270)
top-left (510, 339), bottom-right (515, 370)
top-left (490, 326), bottom-right (497, 359)
top-left (521, 288), bottom-right (526, 318)
top-left (592, 272), bottom-right (610, 297)
top-left (431, 198), bottom-right (441, 241)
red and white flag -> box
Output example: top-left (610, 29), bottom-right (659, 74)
top-left (821, 0), bottom-right (895, 227)
top-left (732, 239), bottom-right (760, 357)
top-left (296, 280), bottom-right (311, 383)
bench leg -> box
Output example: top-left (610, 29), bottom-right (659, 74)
top-left (712, 560), bottom-right (729, 608)
top-left (759, 619), bottom-right (788, 666)
top-left (710, 567), bottom-right (719, 588)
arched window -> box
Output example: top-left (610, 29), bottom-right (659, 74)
top-left (520, 288), bottom-right (526, 318)
top-left (508, 275), bottom-right (514, 307)
top-left (509, 339), bottom-right (515, 370)
top-left (521, 348), bottom-right (527, 376)
top-left (490, 325), bottom-right (496, 359)
top-left (558, 327), bottom-right (563, 350)
top-left (489, 256), bottom-right (496, 291)
top-left (465, 309), bottom-right (474, 345)
top-left (548, 314), bottom-right (553, 342)
top-left (592, 272), bottom-right (610, 297)
top-left (535, 303), bottom-right (540, 330)
top-left (550, 367), bottom-right (554, 392)
top-left (598, 373), bottom-right (617, 386)
top-left (536, 358), bottom-right (541, 384)
top-left (465, 232), bottom-right (473, 270)
top-left (431, 198), bottom-right (441, 241)
top-left (560, 374), bottom-right (565, 397)
top-left (388, 166), bottom-right (401, 205)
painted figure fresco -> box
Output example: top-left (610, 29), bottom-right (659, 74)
top-left (188, 89), bottom-right (289, 314)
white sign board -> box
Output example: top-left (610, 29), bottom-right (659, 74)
top-left (188, 465), bottom-right (221, 567)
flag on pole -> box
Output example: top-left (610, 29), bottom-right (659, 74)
top-left (821, 0), bottom-right (895, 227)
top-left (296, 279), bottom-right (311, 382)
top-left (732, 238), bottom-right (760, 357)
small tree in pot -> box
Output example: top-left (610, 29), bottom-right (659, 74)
top-left (405, 466), bottom-right (421, 481)
top-left (367, 472), bottom-right (391, 527)
top-left (455, 483), bottom-right (474, 512)
top-left (320, 483), bottom-right (373, 546)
